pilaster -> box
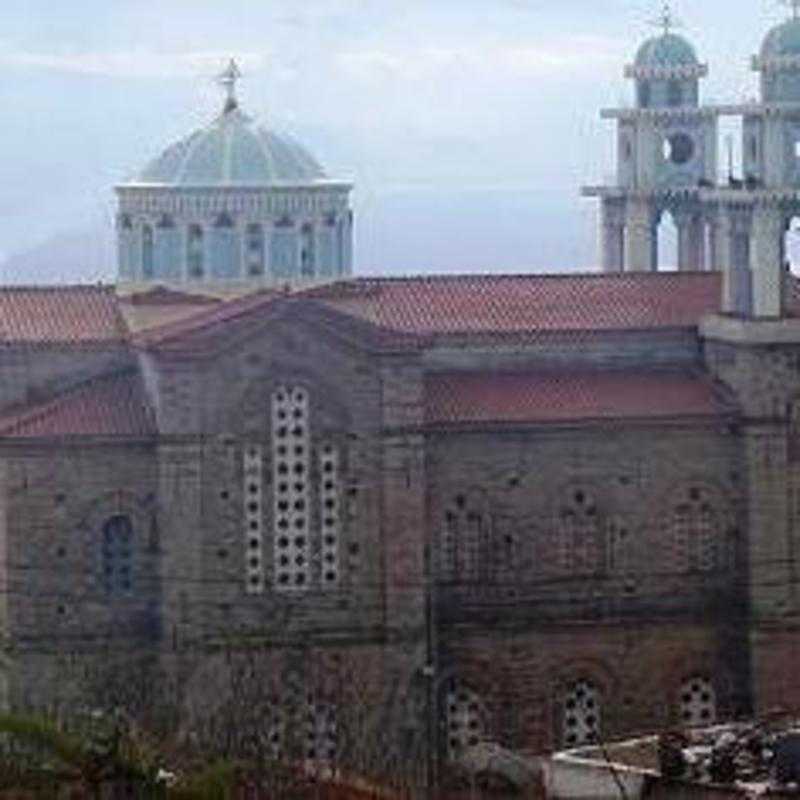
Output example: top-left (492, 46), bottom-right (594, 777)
top-left (624, 197), bottom-right (655, 272)
top-left (750, 205), bottom-right (785, 319)
top-left (600, 198), bottom-right (625, 273)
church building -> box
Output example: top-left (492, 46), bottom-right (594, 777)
top-left (2, 9), bottom-right (800, 780)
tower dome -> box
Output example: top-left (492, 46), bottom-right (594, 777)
top-left (115, 60), bottom-right (353, 287)
top-left (757, 16), bottom-right (800, 103)
top-left (634, 32), bottom-right (699, 69)
top-left (760, 17), bottom-right (800, 61)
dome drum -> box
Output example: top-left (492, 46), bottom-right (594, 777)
top-left (116, 94), bottom-right (354, 286)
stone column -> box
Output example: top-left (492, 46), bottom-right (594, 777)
top-left (688, 216), bottom-right (707, 272)
top-left (750, 204), bottom-right (784, 319)
top-left (624, 197), bottom-right (655, 272)
top-left (600, 198), bottom-right (625, 273)
top-left (715, 207), bottom-right (741, 314)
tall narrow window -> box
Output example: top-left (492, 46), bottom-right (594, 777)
top-left (101, 515), bottom-right (134, 596)
top-left (245, 224), bottom-right (265, 277)
top-left (243, 444), bottom-right (264, 594)
top-left (272, 386), bottom-right (311, 590)
top-left (558, 488), bottom-right (603, 575)
top-left (300, 223), bottom-right (315, 278)
top-left (187, 224), bottom-right (205, 278)
top-left (142, 225), bottom-right (154, 279)
top-left (669, 486), bottom-right (720, 573)
top-left (444, 680), bottom-right (485, 759)
top-left (319, 442), bottom-right (340, 586)
top-left (562, 680), bottom-right (600, 746)
top-left (306, 702), bottom-right (337, 762)
top-left (441, 492), bottom-right (489, 583)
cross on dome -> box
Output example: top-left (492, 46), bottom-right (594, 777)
top-left (218, 59), bottom-right (242, 113)
top-left (650, 1), bottom-right (683, 35)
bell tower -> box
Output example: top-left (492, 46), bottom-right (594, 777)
top-left (584, 4), bottom-right (717, 273)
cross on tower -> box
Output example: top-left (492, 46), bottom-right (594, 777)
top-left (218, 59), bottom-right (242, 113)
top-left (783, 0), bottom-right (800, 19)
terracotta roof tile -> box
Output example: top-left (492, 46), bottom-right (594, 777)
top-left (135, 272), bottom-right (727, 354)
top-left (306, 272), bottom-right (724, 336)
top-left (0, 371), bottom-right (156, 438)
top-left (425, 370), bottom-right (734, 426)
top-left (0, 286), bottom-right (126, 345)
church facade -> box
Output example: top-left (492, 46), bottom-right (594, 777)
top-left (2, 11), bottom-right (800, 781)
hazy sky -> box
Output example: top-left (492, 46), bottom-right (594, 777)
top-left (0, 0), bottom-right (790, 282)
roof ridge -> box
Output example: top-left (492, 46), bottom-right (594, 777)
top-left (347, 270), bottom-right (717, 284)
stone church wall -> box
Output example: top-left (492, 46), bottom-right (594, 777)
top-left (428, 423), bottom-right (748, 750)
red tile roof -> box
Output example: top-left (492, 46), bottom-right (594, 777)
top-left (307, 272), bottom-right (724, 336)
top-left (425, 370), bottom-right (735, 426)
top-left (0, 372), bottom-right (157, 438)
top-left (131, 272), bottom-right (727, 355)
top-left (0, 286), bottom-right (127, 345)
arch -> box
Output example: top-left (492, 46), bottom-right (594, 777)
top-left (656, 209), bottom-right (678, 272)
top-left (659, 483), bottom-right (736, 574)
top-left (554, 485), bottom-right (606, 576)
top-left (157, 214), bottom-right (175, 229)
top-left (784, 215), bottom-right (800, 276)
top-left (440, 488), bottom-right (490, 583)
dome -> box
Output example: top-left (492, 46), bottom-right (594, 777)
top-left (634, 33), bottom-right (699, 68)
top-left (134, 107), bottom-right (328, 187)
top-left (761, 18), bottom-right (800, 60)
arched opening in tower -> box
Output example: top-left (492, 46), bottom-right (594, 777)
top-left (657, 209), bottom-right (678, 272)
top-left (784, 218), bottom-right (800, 276)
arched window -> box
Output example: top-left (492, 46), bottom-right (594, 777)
top-left (157, 214), bottom-right (175, 230)
top-left (557, 488), bottom-right (603, 575)
top-left (187, 225), bottom-right (204, 278)
top-left (118, 214), bottom-right (133, 230)
top-left (669, 486), bottom-right (722, 573)
top-left (142, 225), bottom-right (154, 279)
top-left (245, 224), bottom-right (265, 277)
top-left (678, 676), bottom-right (717, 727)
top-left (441, 491), bottom-right (489, 583)
top-left (444, 679), bottom-right (485, 759)
top-left (562, 679), bottom-right (601, 746)
top-left (101, 515), bottom-right (134, 596)
top-left (667, 79), bottom-right (683, 107)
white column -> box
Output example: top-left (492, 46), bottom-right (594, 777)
top-left (624, 198), bottom-right (655, 272)
top-left (751, 205), bottom-right (785, 319)
top-left (600, 198), bottom-right (625, 273)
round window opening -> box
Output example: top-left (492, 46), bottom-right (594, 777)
top-left (664, 133), bottom-right (695, 165)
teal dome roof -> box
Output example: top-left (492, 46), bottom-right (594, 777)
top-left (635, 33), bottom-right (699, 68)
top-left (761, 18), bottom-right (800, 59)
top-left (135, 108), bottom-right (327, 187)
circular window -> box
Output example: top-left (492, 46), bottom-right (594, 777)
top-left (664, 133), bottom-right (695, 166)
